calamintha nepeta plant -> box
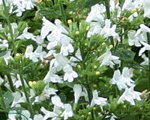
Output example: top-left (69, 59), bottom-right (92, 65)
top-left (0, 0), bottom-right (150, 119)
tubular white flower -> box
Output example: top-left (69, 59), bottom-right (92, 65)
top-left (118, 85), bottom-right (142, 105)
top-left (139, 41), bottom-right (150, 56)
top-left (17, 27), bottom-right (36, 40)
top-left (111, 67), bottom-right (135, 90)
top-left (91, 90), bottom-right (107, 110)
top-left (73, 84), bottom-right (89, 104)
top-left (63, 64), bottom-right (78, 82)
top-left (100, 48), bottom-right (120, 68)
top-left (86, 4), bottom-right (105, 22)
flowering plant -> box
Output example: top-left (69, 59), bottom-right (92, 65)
top-left (0, 0), bottom-right (150, 119)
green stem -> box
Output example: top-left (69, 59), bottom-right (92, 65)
top-left (148, 33), bottom-right (150, 91)
top-left (2, 0), bottom-right (16, 55)
top-left (105, 0), bottom-right (114, 46)
top-left (105, 0), bottom-right (111, 19)
top-left (20, 74), bottom-right (34, 118)
top-left (0, 86), bottom-right (7, 111)
top-left (6, 73), bottom-right (15, 92)
top-left (145, 18), bottom-right (150, 91)
top-left (59, 0), bottom-right (67, 25)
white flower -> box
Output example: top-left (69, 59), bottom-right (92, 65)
top-left (41, 17), bottom-right (68, 39)
top-left (13, 74), bottom-right (28, 88)
top-left (41, 95), bottom-right (73, 120)
top-left (3, 50), bottom-right (13, 65)
top-left (141, 54), bottom-right (149, 65)
top-left (70, 48), bottom-right (82, 66)
top-left (91, 90), bottom-right (107, 110)
top-left (1, 40), bottom-right (8, 49)
top-left (139, 41), bottom-right (150, 56)
top-left (87, 21), bottom-right (103, 38)
top-left (11, 91), bottom-right (26, 107)
top-left (86, 4), bottom-right (105, 22)
top-left (100, 19), bottom-right (120, 42)
top-left (24, 44), bottom-right (38, 62)
top-left (106, 113), bottom-right (117, 120)
top-left (61, 104), bottom-right (74, 120)
top-left (143, 0), bottom-right (150, 18)
top-left (34, 46), bottom-right (46, 61)
top-left (111, 67), bottom-right (135, 90)
top-left (60, 35), bottom-right (74, 56)
top-left (52, 95), bottom-right (64, 108)
top-left (128, 30), bottom-right (147, 47)
top-left (43, 68), bottom-right (63, 83)
top-left (100, 48), bottom-right (120, 68)
top-left (50, 53), bottom-right (69, 72)
top-left (34, 84), bottom-right (58, 103)
top-left (118, 85), bottom-right (142, 105)
top-left (46, 28), bottom-right (62, 50)
top-left (0, 76), bottom-right (4, 85)
top-left (34, 35), bottom-right (46, 47)
top-left (40, 107), bottom-right (58, 120)
top-left (17, 27), bottom-right (36, 40)
top-left (73, 84), bottom-right (89, 103)
top-left (0, 39), bottom-right (8, 50)
top-left (135, 24), bottom-right (150, 36)
top-left (33, 114), bottom-right (44, 120)
top-left (63, 64), bottom-right (78, 82)
top-left (128, 12), bottom-right (138, 22)
top-left (122, 0), bottom-right (137, 11)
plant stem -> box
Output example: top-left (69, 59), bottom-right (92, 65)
top-left (0, 86), bottom-right (7, 111)
top-left (2, 0), bottom-right (16, 55)
top-left (147, 32), bottom-right (150, 91)
top-left (20, 74), bottom-right (34, 118)
top-left (105, 0), bottom-right (114, 46)
top-left (59, 0), bottom-right (67, 25)
top-left (105, 0), bottom-right (111, 19)
top-left (6, 74), bottom-right (15, 92)
top-left (145, 18), bottom-right (150, 91)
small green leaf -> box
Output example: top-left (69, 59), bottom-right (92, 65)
top-left (59, 92), bottom-right (67, 102)
top-left (3, 91), bottom-right (14, 108)
top-left (0, 50), bottom-right (9, 57)
top-left (114, 49), bottom-right (135, 61)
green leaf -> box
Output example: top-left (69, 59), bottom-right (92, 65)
top-left (83, 0), bottom-right (100, 8)
top-left (10, 107), bottom-right (26, 111)
top-left (113, 49), bottom-right (135, 61)
top-left (59, 92), bottom-right (67, 102)
top-left (135, 78), bottom-right (149, 91)
top-left (3, 91), bottom-right (14, 108)
top-left (0, 50), bottom-right (9, 57)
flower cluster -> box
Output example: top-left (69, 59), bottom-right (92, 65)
top-left (0, 0), bottom-right (150, 120)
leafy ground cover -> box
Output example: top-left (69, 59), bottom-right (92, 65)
top-left (0, 0), bottom-right (150, 119)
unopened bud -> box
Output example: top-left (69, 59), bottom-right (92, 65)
top-left (68, 19), bottom-right (72, 25)
top-left (75, 31), bottom-right (79, 35)
top-left (109, 45), bottom-right (113, 48)
top-left (95, 71), bottom-right (100, 75)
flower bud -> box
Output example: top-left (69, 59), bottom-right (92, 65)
top-left (95, 71), bottom-right (100, 75)
top-left (102, 42), bottom-right (106, 45)
top-left (75, 31), bottom-right (80, 35)
top-left (68, 19), bottom-right (72, 25)
top-left (86, 26), bottom-right (90, 31)
top-left (131, 9), bottom-right (137, 14)
top-left (93, 65), bottom-right (97, 69)
top-left (15, 53), bottom-right (22, 59)
top-left (109, 45), bottom-right (113, 48)
top-left (77, 65), bottom-right (81, 69)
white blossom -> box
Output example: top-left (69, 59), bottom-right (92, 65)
top-left (100, 48), bottom-right (120, 68)
top-left (110, 67), bottom-right (135, 90)
top-left (91, 90), bottom-right (107, 111)
top-left (118, 85), bottom-right (142, 105)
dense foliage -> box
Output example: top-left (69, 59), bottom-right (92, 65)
top-left (0, 0), bottom-right (150, 119)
